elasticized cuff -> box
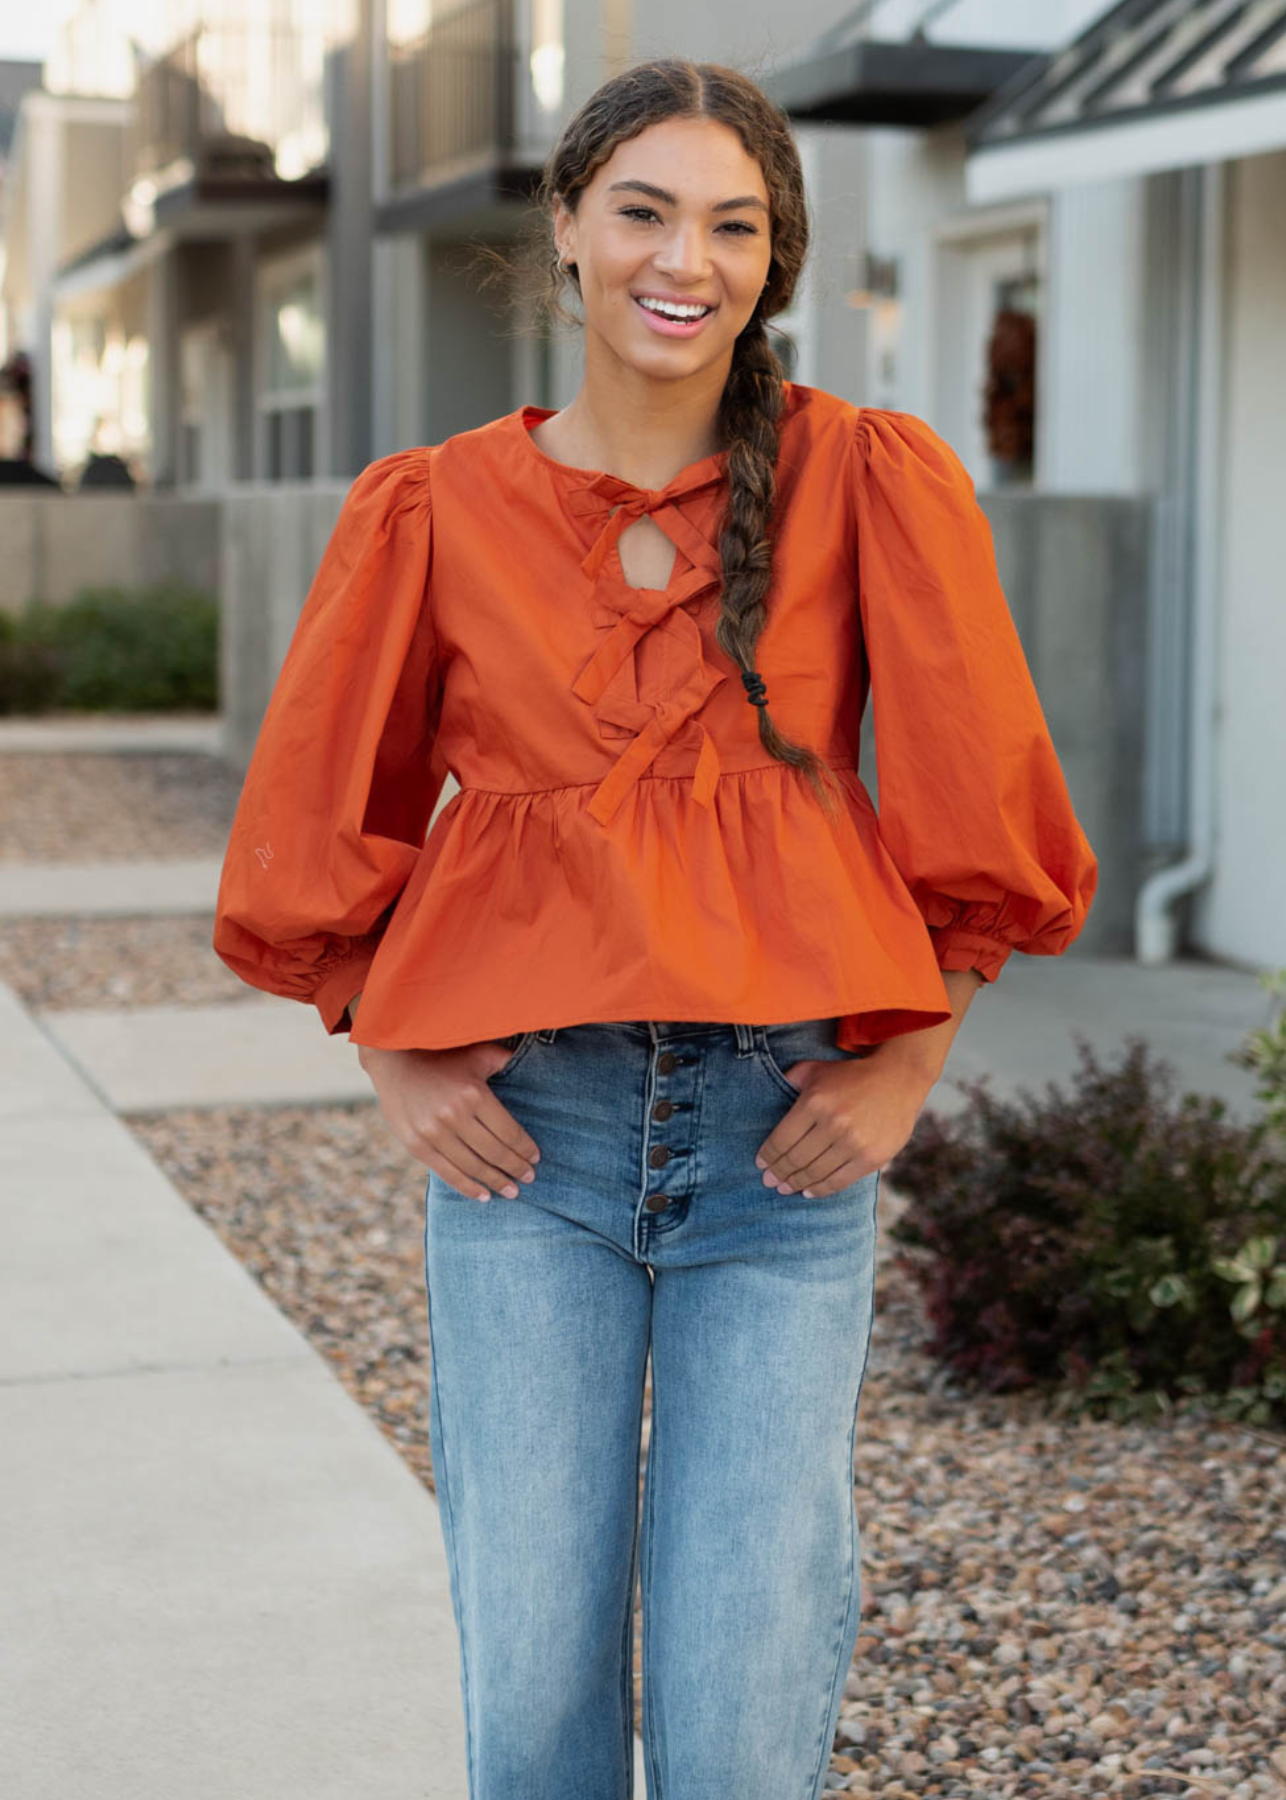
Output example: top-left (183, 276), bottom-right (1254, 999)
top-left (929, 928), bottom-right (1013, 984)
top-left (311, 943), bottom-right (382, 1036)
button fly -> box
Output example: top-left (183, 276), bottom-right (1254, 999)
top-left (652, 1098), bottom-right (674, 1121)
top-left (645, 1194), bottom-right (669, 1212)
top-left (657, 1050), bottom-right (678, 1074)
top-left (648, 1145), bottom-right (671, 1168)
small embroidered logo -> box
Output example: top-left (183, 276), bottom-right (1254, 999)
top-left (254, 842), bottom-right (274, 869)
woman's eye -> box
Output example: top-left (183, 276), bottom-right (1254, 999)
top-left (616, 206), bottom-right (759, 236)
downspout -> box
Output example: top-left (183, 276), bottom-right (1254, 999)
top-left (1135, 160), bottom-right (1225, 964)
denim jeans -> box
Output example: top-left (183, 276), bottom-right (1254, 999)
top-left (423, 1018), bottom-right (882, 1800)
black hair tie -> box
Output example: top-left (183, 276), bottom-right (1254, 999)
top-left (741, 668), bottom-right (769, 708)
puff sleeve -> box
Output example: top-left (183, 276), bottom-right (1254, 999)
top-left (212, 448), bottom-right (446, 1035)
top-left (851, 409), bottom-right (1097, 984)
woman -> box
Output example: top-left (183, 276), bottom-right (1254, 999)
top-left (213, 57), bottom-right (1097, 1800)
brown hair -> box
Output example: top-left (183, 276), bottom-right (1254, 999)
top-left (492, 57), bottom-right (843, 816)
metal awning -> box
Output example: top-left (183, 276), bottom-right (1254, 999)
top-left (965, 0), bottom-right (1286, 201)
top-left (762, 7), bottom-right (1037, 128)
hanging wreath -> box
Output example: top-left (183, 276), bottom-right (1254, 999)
top-left (983, 309), bottom-right (1035, 466)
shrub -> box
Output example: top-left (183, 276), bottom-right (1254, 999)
top-left (0, 609), bottom-right (62, 712)
top-left (887, 1033), bottom-right (1286, 1430)
top-left (0, 583), bottom-right (219, 714)
top-left (1228, 967), bottom-right (1286, 1142)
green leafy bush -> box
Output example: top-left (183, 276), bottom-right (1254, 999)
top-left (888, 1033), bottom-right (1286, 1430)
top-left (0, 610), bottom-right (62, 713)
top-left (0, 583), bottom-right (218, 714)
top-left (1229, 967), bottom-right (1286, 1141)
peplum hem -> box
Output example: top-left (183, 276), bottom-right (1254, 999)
top-left (346, 762), bottom-right (963, 1055)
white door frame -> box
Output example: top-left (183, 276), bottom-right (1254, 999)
top-left (931, 199), bottom-right (1049, 489)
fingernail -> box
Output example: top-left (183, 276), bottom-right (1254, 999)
top-left (762, 1171), bottom-right (777, 1186)
top-left (801, 1188), bottom-right (814, 1198)
top-left (501, 1184), bottom-right (519, 1199)
top-left (521, 1169), bottom-right (536, 1183)
top-left (478, 1192), bottom-right (492, 1202)
top-left (754, 1155), bottom-right (766, 1170)
top-left (532, 1151), bottom-right (541, 1164)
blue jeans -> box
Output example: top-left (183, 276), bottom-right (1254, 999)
top-left (423, 1018), bottom-right (882, 1800)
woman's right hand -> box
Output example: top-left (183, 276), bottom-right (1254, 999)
top-left (357, 1041), bottom-right (541, 1200)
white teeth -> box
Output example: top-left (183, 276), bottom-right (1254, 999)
top-left (636, 296), bottom-right (712, 321)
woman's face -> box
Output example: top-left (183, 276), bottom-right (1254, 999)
top-left (553, 116), bottom-right (774, 383)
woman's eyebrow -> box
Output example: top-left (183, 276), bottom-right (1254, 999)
top-left (606, 179), bottom-right (768, 214)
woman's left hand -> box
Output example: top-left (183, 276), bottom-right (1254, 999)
top-left (754, 1052), bottom-right (937, 1195)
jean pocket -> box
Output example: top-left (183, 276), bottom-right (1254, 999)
top-left (756, 1019), bottom-right (850, 1100)
top-left (487, 1030), bottom-right (539, 1084)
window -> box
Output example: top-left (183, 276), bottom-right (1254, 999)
top-left (256, 246), bottom-right (326, 479)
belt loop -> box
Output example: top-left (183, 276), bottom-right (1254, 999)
top-left (734, 1023), bottom-right (755, 1056)
top-left (537, 1027), bottom-right (558, 1043)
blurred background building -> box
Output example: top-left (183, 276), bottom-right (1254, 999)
top-left (0, 0), bottom-right (1282, 974)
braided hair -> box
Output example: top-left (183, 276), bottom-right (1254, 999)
top-left (527, 57), bottom-right (844, 817)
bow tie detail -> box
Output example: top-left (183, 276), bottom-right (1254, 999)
top-left (563, 462), bottom-right (730, 827)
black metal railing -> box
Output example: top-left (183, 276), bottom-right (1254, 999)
top-left (127, 25), bottom-right (327, 187)
top-left (387, 0), bottom-right (518, 190)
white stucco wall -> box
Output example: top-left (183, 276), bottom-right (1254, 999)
top-left (1041, 177), bottom-right (1149, 494)
top-left (1203, 149), bottom-right (1286, 970)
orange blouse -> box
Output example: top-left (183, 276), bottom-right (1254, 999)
top-left (212, 380), bottom-right (1097, 1054)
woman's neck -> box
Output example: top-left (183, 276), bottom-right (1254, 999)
top-left (539, 348), bottom-right (731, 488)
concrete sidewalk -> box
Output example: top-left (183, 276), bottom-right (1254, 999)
top-left (0, 980), bottom-right (479, 1799)
top-left (0, 711), bottom-right (224, 755)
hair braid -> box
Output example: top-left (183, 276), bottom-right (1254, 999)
top-left (712, 310), bottom-right (842, 815)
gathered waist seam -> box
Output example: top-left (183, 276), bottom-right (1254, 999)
top-left (454, 759), bottom-right (857, 800)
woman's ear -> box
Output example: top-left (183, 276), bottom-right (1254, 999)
top-left (551, 195), bottom-right (576, 269)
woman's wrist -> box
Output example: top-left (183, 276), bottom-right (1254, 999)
top-left (863, 967), bottom-right (985, 1085)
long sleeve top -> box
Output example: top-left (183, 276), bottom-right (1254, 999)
top-left (211, 380), bottom-right (1098, 1053)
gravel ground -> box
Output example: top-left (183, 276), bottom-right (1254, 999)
top-left (0, 750), bottom-right (248, 1007)
top-left (10, 748), bottom-right (1286, 1796)
top-left (0, 751), bottom-right (243, 862)
top-left (130, 1100), bottom-right (1286, 1799)
top-left (0, 915), bottom-right (255, 1010)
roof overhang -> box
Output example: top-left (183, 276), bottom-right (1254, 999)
top-left (965, 0), bottom-right (1286, 202)
top-left (967, 78), bottom-right (1286, 199)
top-left (127, 163), bottom-right (329, 239)
top-left (763, 36), bottom-right (1039, 127)
top-left (374, 163), bottom-right (541, 235)
top-left (52, 228), bottom-right (174, 307)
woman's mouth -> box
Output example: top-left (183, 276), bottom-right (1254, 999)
top-left (632, 294), bottom-right (717, 337)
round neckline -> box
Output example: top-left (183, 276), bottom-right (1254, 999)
top-left (514, 403), bottom-right (730, 492)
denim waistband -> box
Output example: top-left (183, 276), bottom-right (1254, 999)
top-left (527, 1020), bottom-right (830, 1047)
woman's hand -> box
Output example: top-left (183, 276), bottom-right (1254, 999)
top-left (754, 1052), bottom-right (937, 1196)
top-left (357, 1040), bottom-right (541, 1200)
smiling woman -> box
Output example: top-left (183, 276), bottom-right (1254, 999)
top-left (211, 52), bottom-right (1097, 1800)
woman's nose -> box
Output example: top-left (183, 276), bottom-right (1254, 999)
top-left (652, 226), bottom-right (710, 281)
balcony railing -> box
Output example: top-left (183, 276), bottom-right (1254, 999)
top-left (388, 0), bottom-right (520, 191)
top-left (127, 25), bottom-right (328, 191)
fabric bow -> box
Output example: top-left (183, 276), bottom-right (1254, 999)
top-left (563, 461), bottom-right (730, 826)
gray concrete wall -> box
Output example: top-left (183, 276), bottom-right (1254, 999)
top-left (982, 492), bottom-right (1153, 962)
top-left (218, 483), bottom-right (350, 773)
top-left (0, 493), bottom-right (222, 613)
top-left (425, 240), bottom-right (516, 444)
top-left (217, 482), bottom-right (1151, 961)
